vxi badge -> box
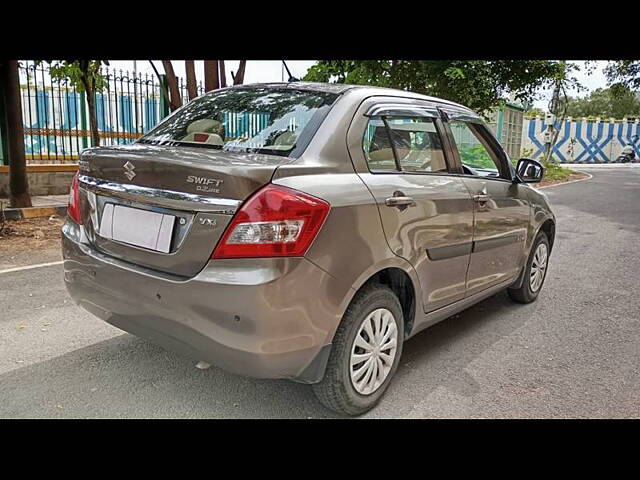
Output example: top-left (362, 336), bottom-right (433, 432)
top-left (186, 175), bottom-right (224, 193)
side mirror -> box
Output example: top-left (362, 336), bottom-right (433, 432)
top-left (516, 158), bottom-right (545, 183)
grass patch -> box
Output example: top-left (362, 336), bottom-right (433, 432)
top-left (512, 156), bottom-right (577, 182)
top-left (541, 161), bottom-right (576, 181)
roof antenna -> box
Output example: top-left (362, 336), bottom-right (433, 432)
top-left (282, 60), bottom-right (299, 82)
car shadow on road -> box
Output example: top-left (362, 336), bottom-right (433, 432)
top-left (0, 291), bottom-right (532, 419)
top-left (367, 290), bottom-right (532, 418)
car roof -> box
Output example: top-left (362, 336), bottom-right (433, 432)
top-left (235, 81), bottom-right (356, 94)
top-left (233, 81), bottom-right (473, 113)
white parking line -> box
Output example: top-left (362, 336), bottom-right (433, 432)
top-left (0, 261), bottom-right (63, 275)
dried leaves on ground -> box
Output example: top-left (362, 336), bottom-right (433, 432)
top-left (0, 215), bottom-right (64, 254)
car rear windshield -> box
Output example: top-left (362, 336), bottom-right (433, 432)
top-left (138, 87), bottom-right (339, 157)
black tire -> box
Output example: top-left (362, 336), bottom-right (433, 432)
top-left (508, 231), bottom-right (550, 304)
top-left (312, 283), bottom-right (404, 416)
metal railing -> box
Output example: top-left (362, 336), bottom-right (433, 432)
top-left (18, 61), bottom-right (204, 164)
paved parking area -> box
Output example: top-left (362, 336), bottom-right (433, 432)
top-left (1, 165), bottom-right (638, 418)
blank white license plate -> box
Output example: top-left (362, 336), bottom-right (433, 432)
top-left (98, 204), bottom-right (175, 253)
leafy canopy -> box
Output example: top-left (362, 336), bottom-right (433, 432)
top-left (42, 60), bottom-right (110, 92)
top-left (605, 61), bottom-right (640, 92)
top-left (525, 107), bottom-right (546, 117)
top-left (303, 60), bottom-right (574, 113)
top-left (34, 60), bottom-right (110, 146)
top-left (564, 85), bottom-right (640, 119)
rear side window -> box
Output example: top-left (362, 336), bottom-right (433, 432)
top-left (363, 116), bottom-right (448, 173)
top-left (363, 118), bottom-right (397, 170)
top-left (139, 87), bottom-right (339, 157)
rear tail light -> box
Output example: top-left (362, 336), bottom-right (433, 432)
top-left (212, 184), bottom-right (330, 259)
top-left (67, 171), bottom-right (82, 224)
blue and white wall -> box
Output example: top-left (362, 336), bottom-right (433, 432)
top-left (523, 117), bottom-right (640, 163)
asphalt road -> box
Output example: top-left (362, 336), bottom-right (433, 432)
top-left (1, 165), bottom-right (639, 418)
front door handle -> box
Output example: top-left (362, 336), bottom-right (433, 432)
top-left (385, 190), bottom-right (416, 209)
top-left (473, 194), bottom-right (490, 203)
top-left (385, 196), bottom-right (415, 207)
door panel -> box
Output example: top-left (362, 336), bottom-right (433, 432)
top-left (358, 172), bottom-right (474, 312)
top-left (346, 97), bottom-right (476, 313)
top-left (461, 178), bottom-right (529, 295)
top-left (441, 115), bottom-right (531, 295)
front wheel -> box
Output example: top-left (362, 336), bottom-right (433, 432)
top-left (312, 284), bottom-right (404, 416)
top-left (508, 231), bottom-right (550, 304)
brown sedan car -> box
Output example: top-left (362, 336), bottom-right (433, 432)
top-left (62, 82), bottom-right (555, 415)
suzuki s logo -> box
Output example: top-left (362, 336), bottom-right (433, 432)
top-left (186, 175), bottom-right (224, 193)
top-left (123, 161), bottom-right (136, 181)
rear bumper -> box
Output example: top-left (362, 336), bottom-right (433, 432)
top-left (62, 220), bottom-right (347, 383)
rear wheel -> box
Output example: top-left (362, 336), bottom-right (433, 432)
top-left (312, 284), bottom-right (404, 416)
top-left (508, 231), bottom-right (550, 303)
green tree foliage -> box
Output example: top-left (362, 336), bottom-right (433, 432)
top-left (605, 61), bottom-right (640, 92)
top-left (41, 60), bottom-right (109, 146)
top-left (564, 85), bottom-right (640, 119)
top-left (303, 60), bottom-right (572, 113)
top-left (458, 144), bottom-right (496, 169)
top-left (46, 60), bottom-right (109, 93)
top-left (525, 107), bottom-right (546, 117)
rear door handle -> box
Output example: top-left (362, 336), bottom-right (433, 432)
top-left (385, 196), bottom-right (416, 208)
top-left (473, 194), bottom-right (490, 203)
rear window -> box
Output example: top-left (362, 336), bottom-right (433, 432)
top-left (138, 87), bottom-right (339, 157)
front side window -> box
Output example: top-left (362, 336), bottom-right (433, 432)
top-left (139, 87), bottom-right (339, 157)
top-left (363, 116), bottom-right (448, 173)
top-left (448, 120), bottom-right (502, 177)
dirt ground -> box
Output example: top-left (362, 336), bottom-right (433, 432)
top-left (0, 215), bottom-right (64, 269)
top-left (0, 215), bottom-right (64, 252)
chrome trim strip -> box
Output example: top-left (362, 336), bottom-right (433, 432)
top-left (438, 107), bottom-right (482, 123)
top-left (78, 175), bottom-right (240, 214)
top-left (472, 233), bottom-right (523, 253)
top-left (365, 103), bottom-right (439, 118)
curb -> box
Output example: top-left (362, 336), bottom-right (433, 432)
top-left (537, 172), bottom-right (593, 189)
top-left (561, 163), bottom-right (640, 167)
top-left (1, 205), bottom-right (67, 221)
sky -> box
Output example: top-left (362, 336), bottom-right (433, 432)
top-left (107, 60), bottom-right (610, 110)
top-left (533, 61), bottom-right (609, 109)
top-left (107, 60), bottom-right (317, 86)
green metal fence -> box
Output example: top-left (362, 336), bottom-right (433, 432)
top-left (16, 61), bottom-right (202, 164)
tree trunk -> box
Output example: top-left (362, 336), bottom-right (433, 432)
top-left (185, 60), bottom-right (198, 100)
top-left (85, 88), bottom-right (100, 146)
top-left (161, 60), bottom-right (183, 111)
top-left (204, 60), bottom-right (219, 92)
top-left (234, 60), bottom-right (247, 85)
top-left (219, 60), bottom-right (227, 88)
top-left (81, 75), bottom-right (100, 147)
top-left (1, 61), bottom-right (31, 208)
top-left (148, 60), bottom-right (172, 107)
